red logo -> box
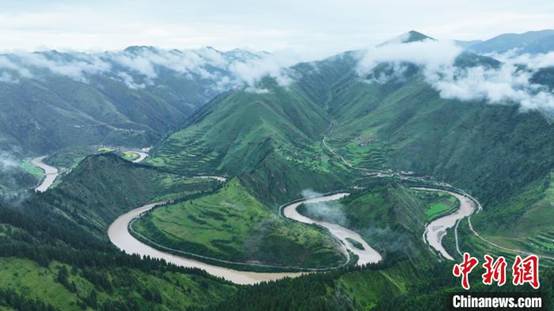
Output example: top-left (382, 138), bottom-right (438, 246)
top-left (512, 255), bottom-right (540, 289)
top-left (482, 255), bottom-right (507, 286)
top-left (453, 252), bottom-right (479, 290)
top-left (453, 253), bottom-right (540, 290)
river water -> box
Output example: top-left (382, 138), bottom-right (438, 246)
top-left (282, 193), bottom-right (382, 265)
top-left (31, 156), bottom-right (59, 192)
top-left (419, 188), bottom-right (477, 260)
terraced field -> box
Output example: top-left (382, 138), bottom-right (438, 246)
top-left (527, 231), bottom-right (554, 253)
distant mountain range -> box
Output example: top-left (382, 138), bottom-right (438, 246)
top-left (0, 47), bottom-right (265, 155)
top-left (1, 28), bottom-right (553, 156)
top-left (464, 29), bottom-right (554, 54)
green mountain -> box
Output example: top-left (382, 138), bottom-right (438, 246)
top-left (148, 77), bottom-right (351, 204)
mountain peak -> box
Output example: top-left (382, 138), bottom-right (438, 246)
top-left (378, 30), bottom-right (435, 47)
top-left (404, 30), bottom-right (435, 42)
top-left (123, 45), bottom-right (158, 54)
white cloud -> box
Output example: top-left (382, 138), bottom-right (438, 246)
top-left (0, 55), bottom-right (33, 80)
top-left (0, 45), bottom-right (307, 92)
top-left (228, 51), bottom-right (312, 91)
top-left (357, 39), bottom-right (462, 76)
top-left (429, 64), bottom-right (554, 110)
top-left (116, 71), bottom-right (146, 89)
top-left (357, 39), bottom-right (554, 111)
top-left (490, 50), bottom-right (554, 70)
top-left (0, 72), bottom-right (18, 83)
top-left (110, 52), bottom-right (157, 79)
top-left (0, 52), bottom-right (112, 82)
top-left (0, 153), bottom-right (18, 171)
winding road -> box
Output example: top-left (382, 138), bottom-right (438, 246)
top-left (31, 156), bottom-right (59, 192)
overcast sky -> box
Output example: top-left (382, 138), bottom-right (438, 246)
top-left (1, 0), bottom-right (553, 57)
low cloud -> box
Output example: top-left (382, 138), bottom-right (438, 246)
top-left (301, 189), bottom-right (348, 225)
top-left (0, 52), bottom-right (111, 82)
top-left (0, 47), bottom-right (305, 92)
top-left (489, 50), bottom-right (554, 70)
top-left (357, 39), bottom-right (462, 76)
top-left (0, 152), bottom-right (18, 171)
top-left (115, 71), bottom-right (146, 89)
top-left (357, 39), bottom-right (554, 111)
top-left (229, 51), bottom-right (301, 90)
top-left (429, 63), bottom-right (554, 111)
top-left (0, 55), bottom-right (32, 80)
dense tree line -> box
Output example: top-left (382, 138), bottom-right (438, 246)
top-left (202, 270), bottom-right (354, 311)
top-left (0, 288), bottom-right (56, 311)
top-left (202, 258), bottom-right (554, 311)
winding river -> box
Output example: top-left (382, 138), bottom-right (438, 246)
top-left (282, 193), bottom-right (382, 265)
top-left (321, 134), bottom-right (479, 262)
top-left (417, 188), bottom-right (477, 260)
top-left (108, 148), bottom-right (482, 284)
top-left (108, 203), bottom-right (303, 285)
top-left (31, 156), bottom-right (59, 192)
top-left (106, 134), bottom-right (480, 283)
top-left (108, 192), bottom-right (379, 285)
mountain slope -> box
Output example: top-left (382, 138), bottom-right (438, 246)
top-left (324, 66), bottom-right (554, 205)
top-left (149, 79), bottom-right (350, 204)
top-left (1, 190), bottom-right (235, 310)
